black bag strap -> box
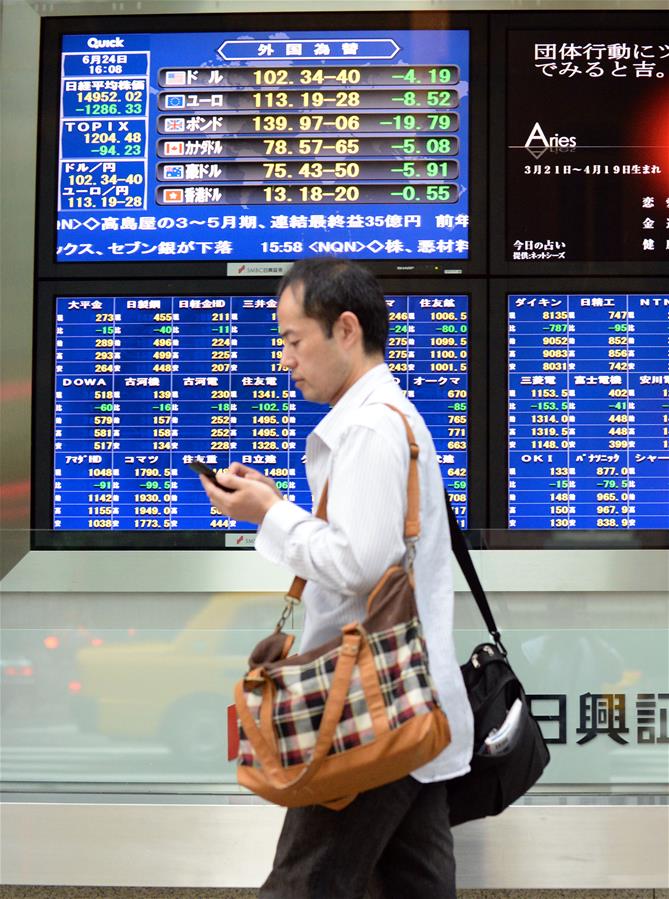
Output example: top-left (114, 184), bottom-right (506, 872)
top-left (444, 491), bottom-right (507, 656)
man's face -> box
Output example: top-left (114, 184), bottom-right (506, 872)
top-left (277, 284), bottom-right (352, 406)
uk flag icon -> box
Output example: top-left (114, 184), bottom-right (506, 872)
top-left (164, 117), bottom-right (185, 132)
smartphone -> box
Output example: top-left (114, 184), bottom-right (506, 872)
top-left (188, 460), bottom-right (234, 492)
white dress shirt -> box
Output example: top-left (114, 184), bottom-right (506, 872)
top-left (256, 363), bottom-right (474, 782)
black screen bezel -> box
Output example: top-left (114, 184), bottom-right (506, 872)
top-left (32, 277), bottom-right (488, 549)
top-left (36, 11), bottom-right (487, 280)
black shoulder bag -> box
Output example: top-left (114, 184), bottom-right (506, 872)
top-left (444, 494), bottom-right (550, 827)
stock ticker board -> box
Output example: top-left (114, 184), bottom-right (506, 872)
top-left (52, 294), bottom-right (469, 532)
top-left (56, 30), bottom-right (470, 263)
top-left (508, 293), bottom-right (669, 530)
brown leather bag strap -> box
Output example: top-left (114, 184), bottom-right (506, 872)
top-left (383, 404), bottom-right (420, 541)
top-left (283, 404), bottom-right (419, 605)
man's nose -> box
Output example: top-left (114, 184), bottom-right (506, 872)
top-left (280, 346), bottom-right (293, 370)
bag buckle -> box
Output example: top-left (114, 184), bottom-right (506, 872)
top-left (243, 667), bottom-right (266, 689)
top-left (492, 631), bottom-right (508, 658)
top-left (405, 537), bottom-right (418, 572)
top-left (274, 593), bottom-right (299, 633)
top-left (471, 645), bottom-right (495, 668)
top-left (472, 640), bottom-right (508, 668)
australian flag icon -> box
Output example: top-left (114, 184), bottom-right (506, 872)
top-left (163, 164), bottom-right (185, 179)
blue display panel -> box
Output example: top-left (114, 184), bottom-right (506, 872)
top-left (56, 29), bottom-right (470, 264)
top-left (53, 294), bottom-right (469, 532)
top-left (508, 293), bottom-right (669, 530)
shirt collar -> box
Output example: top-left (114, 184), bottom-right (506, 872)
top-left (312, 363), bottom-right (395, 450)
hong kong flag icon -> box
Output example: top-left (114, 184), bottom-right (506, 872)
top-left (164, 188), bottom-right (184, 203)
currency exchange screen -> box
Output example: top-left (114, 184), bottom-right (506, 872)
top-left (508, 293), bottom-right (669, 529)
top-left (52, 294), bottom-right (469, 532)
top-left (56, 30), bottom-right (470, 263)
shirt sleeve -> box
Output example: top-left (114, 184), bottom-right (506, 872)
top-left (255, 421), bottom-right (409, 596)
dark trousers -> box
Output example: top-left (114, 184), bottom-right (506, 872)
top-left (259, 776), bottom-right (456, 899)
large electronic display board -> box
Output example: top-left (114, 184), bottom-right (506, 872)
top-left (33, 281), bottom-right (486, 548)
top-left (33, 11), bottom-right (669, 551)
top-left (37, 13), bottom-right (486, 278)
top-left (489, 281), bottom-right (669, 547)
top-left (490, 10), bottom-right (669, 276)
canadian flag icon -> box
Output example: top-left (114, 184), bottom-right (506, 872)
top-left (164, 141), bottom-right (185, 156)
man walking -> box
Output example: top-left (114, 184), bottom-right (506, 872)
top-left (199, 257), bottom-right (473, 899)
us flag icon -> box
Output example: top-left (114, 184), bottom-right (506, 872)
top-left (164, 141), bottom-right (185, 156)
top-left (164, 117), bottom-right (185, 132)
top-left (165, 70), bottom-right (186, 86)
top-left (164, 188), bottom-right (184, 203)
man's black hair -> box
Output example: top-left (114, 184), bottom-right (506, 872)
top-left (277, 257), bottom-right (388, 356)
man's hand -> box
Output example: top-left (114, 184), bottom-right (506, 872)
top-left (199, 467), bottom-right (281, 525)
top-left (228, 461), bottom-right (283, 499)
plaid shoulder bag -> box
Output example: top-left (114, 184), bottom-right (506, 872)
top-left (234, 404), bottom-right (451, 810)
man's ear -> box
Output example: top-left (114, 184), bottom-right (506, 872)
top-left (335, 310), bottom-right (362, 347)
